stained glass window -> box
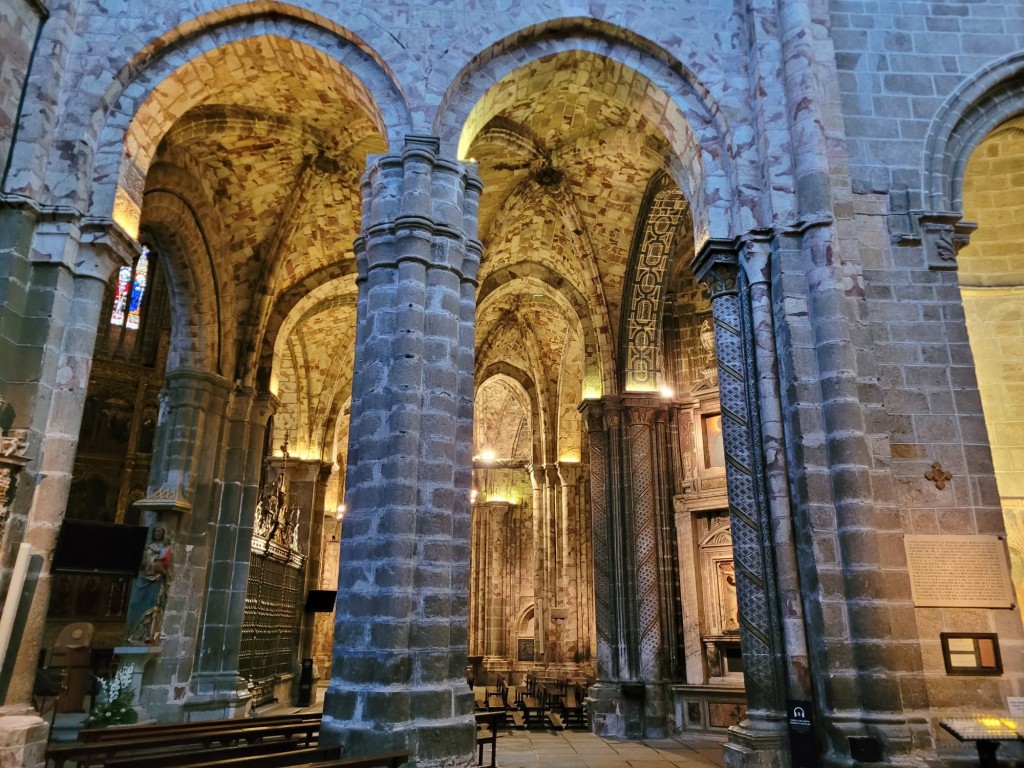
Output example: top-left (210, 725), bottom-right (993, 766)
top-left (126, 247), bottom-right (149, 330)
top-left (110, 246), bottom-right (150, 329)
top-left (110, 266), bottom-right (132, 326)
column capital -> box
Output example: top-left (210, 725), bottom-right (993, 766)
top-left (691, 237), bottom-right (741, 298)
top-left (740, 229), bottom-right (775, 287)
top-left (78, 218), bottom-right (140, 281)
top-left (357, 134), bottom-right (481, 279)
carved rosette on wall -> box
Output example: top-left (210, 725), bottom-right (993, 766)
top-left (0, 395), bottom-right (30, 541)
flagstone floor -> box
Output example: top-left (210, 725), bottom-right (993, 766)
top-left (491, 728), bottom-right (727, 768)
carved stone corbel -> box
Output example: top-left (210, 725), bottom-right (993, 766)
top-left (916, 212), bottom-right (977, 271)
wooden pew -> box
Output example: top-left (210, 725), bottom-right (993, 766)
top-left (127, 745), bottom-right (343, 768)
top-left (475, 711), bottom-right (501, 768)
top-left (309, 754), bottom-right (409, 768)
top-left (78, 712), bottom-right (321, 743)
top-left (46, 719), bottom-right (319, 768)
top-left (561, 683), bottom-right (587, 728)
top-left (103, 738), bottom-right (315, 767)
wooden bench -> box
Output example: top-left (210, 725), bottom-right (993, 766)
top-left (46, 720), bottom-right (319, 768)
top-left (561, 683), bottom-right (587, 729)
top-left (118, 749), bottom-right (410, 768)
top-left (475, 710), bottom-right (501, 768)
top-left (103, 738), bottom-right (318, 767)
top-left (78, 712), bottom-right (321, 743)
top-left (307, 753), bottom-right (408, 768)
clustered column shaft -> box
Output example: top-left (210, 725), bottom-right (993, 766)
top-left (322, 135), bottom-right (480, 768)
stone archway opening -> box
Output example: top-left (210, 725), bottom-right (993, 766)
top-left (959, 117), bottom-right (1024, 618)
top-left (459, 46), bottom-right (739, 738)
top-left (49, 29), bottom-right (393, 722)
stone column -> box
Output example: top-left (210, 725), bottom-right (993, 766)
top-left (476, 501), bottom-right (510, 660)
top-left (556, 461), bottom-right (590, 667)
top-left (322, 135), bottom-right (480, 767)
top-left (0, 204), bottom-right (134, 767)
top-left (692, 239), bottom-right (788, 767)
top-left (182, 389), bottom-right (277, 720)
top-left (583, 396), bottom-right (677, 739)
top-left (134, 367), bottom-right (232, 721)
top-left (295, 460), bottom-right (331, 686)
top-left (743, 235), bottom-right (812, 702)
top-left (530, 464), bottom-right (560, 663)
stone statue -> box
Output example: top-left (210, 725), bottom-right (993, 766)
top-left (125, 525), bottom-right (172, 645)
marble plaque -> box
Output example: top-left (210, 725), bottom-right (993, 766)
top-left (905, 534), bottom-right (1015, 608)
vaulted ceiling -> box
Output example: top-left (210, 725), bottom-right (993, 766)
top-left (139, 42), bottom-right (691, 466)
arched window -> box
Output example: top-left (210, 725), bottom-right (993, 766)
top-left (110, 246), bottom-right (149, 329)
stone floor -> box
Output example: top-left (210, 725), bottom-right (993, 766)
top-left (490, 729), bottom-right (727, 768)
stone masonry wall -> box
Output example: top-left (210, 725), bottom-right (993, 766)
top-left (830, 0), bottom-right (1024, 197)
top-left (0, 0), bottom-right (41, 180)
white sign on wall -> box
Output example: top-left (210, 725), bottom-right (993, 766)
top-left (904, 534), bottom-right (1015, 609)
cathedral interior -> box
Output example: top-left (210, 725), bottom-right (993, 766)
top-left (2, 1), bottom-right (1024, 767)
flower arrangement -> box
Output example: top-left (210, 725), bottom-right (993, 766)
top-left (85, 662), bottom-right (139, 727)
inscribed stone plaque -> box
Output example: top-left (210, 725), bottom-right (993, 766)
top-left (904, 534), bottom-right (1015, 608)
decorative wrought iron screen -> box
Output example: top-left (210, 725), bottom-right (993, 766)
top-left (238, 551), bottom-right (303, 688)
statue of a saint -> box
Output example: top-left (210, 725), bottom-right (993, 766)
top-left (125, 525), bottom-right (172, 645)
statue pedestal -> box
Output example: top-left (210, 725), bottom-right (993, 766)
top-left (114, 645), bottom-right (162, 721)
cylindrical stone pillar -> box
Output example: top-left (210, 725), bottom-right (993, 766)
top-left (322, 135), bottom-right (480, 767)
top-left (582, 395), bottom-right (678, 739)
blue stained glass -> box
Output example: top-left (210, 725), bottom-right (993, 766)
top-left (126, 247), bottom-right (149, 330)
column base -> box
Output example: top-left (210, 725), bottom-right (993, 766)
top-left (182, 673), bottom-right (252, 721)
top-left (586, 680), bottom-right (670, 739)
top-left (821, 713), bottom-right (933, 767)
top-left (321, 683), bottom-right (476, 768)
top-left (0, 705), bottom-right (49, 768)
top-left (723, 717), bottom-right (788, 768)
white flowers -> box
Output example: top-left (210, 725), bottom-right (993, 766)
top-left (86, 662), bottom-right (138, 728)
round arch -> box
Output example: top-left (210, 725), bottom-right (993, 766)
top-left (30, 6), bottom-right (411, 231)
top-left (433, 19), bottom-right (746, 247)
top-left (924, 51), bottom-right (1024, 213)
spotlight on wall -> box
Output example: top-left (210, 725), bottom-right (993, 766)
top-left (479, 449), bottom-right (496, 463)
top-left (660, 385), bottom-right (675, 399)
top-left (335, 504), bottom-right (346, 521)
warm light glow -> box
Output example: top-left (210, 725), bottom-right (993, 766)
top-left (486, 495), bottom-right (515, 505)
top-left (582, 389), bottom-right (601, 401)
top-left (112, 186), bottom-right (141, 240)
top-left (479, 449), bottom-right (496, 462)
top-left (625, 384), bottom-right (659, 394)
top-left (335, 503), bottom-right (346, 520)
top-left (559, 451), bottom-right (581, 464)
top-left (470, 489), bottom-right (478, 502)
top-left (660, 385), bottom-right (674, 399)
